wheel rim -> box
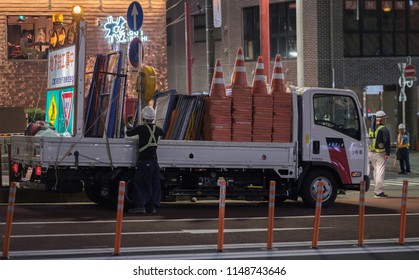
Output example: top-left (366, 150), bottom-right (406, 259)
top-left (310, 177), bottom-right (333, 202)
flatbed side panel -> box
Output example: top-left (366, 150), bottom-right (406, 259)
top-left (11, 135), bottom-right (42, 165)
top-left (11, 135), bottom-right (138, 168)
top-left (157, 140), bottom-right (296, 173)
top-left (40, 137), bottom-right (138, 167)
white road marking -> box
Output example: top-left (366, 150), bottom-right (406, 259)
top-left (8, 237), bottom-right (419, 259)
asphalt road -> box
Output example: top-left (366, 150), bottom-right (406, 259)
top-left (1, 150), bottom-right (419, 260)
top-left (1, 188), bottom-right (419, 260)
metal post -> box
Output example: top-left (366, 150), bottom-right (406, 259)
top-left (185, 0), bottom-right (192, 95)
top-left (75, 20), bottom-right (86, 136)
top-left (205, 0), bottom-right (215, 90)
top-left (398, 62), bottom-right (407, 125)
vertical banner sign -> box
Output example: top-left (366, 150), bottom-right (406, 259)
top-left (213, 0), bottom-right (222, 28)
top-left (48, 45), bottom-right (76, 89)
top-left (46, 88), bottom-right (74, 134)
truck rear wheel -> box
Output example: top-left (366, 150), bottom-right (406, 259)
top-left (300, 169), bottom-right (338, 208)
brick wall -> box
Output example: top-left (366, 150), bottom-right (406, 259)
top-left (0, 0), bottom-right (167, 110)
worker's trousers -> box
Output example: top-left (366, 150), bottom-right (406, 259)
top-left (369, 152), bottom-right (387, 195)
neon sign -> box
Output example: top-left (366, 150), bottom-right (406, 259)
top-left (104, 16), bottom-right (148, 44)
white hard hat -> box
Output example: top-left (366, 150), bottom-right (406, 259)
top-left (141, 106), bottom-right (156, 121)
top-left (375, 110), bottom-right (387, 118)
top-left (398, 123), bottom-right (406, 129)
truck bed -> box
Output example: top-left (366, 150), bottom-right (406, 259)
top-left (11, 135), bottom-right (138, 168)
top-left (11, 136), bottom-right (297, 178)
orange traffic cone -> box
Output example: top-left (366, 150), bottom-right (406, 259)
top-left (252, 56), bottom-right (268, 95)
top-left (271, 54), bottom-right (292, 143)
top-left (271, 54), bottom-right (286, 95)
top-left (231, 47), bottom-right (248, 88)
top-left (210, 59), bottom-right (226, 98)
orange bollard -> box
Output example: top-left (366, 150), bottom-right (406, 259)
top-left (217, 179), bottom-right (227, 252)
top-left (113, 181), bottom-right (126, 256)
top-left (358, 181), bottom-right (366, 246)
top-left (399, 180), bottom-right (409, 245)
top-left (311, 181), bottom-right (323, 249)
top-left (8, 144), bottom-right (12, 186)
top-left (267, 180), bottom-right (276, 249)
top-left (2, 182), bottom-right (17, 259)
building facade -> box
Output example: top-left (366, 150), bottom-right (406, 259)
top-left (167, 0), bottom-right (419, 147)
top-left (0, 0), bottom-right (167, 110)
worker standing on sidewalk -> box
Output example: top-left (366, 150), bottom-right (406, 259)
top-left (369, 110), bottom-right (391, 198)
top-left (396, 123), bottom-right (411, 175)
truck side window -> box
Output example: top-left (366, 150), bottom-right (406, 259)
top-left (313, 94), bottom-right (361, 140)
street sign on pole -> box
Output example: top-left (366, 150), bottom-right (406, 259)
top-left (129, 37), bottom-right (143, 68)
top-left (404, 64), bottom-right (416, 77)
top-left (127, 1), bottom-right (143, 31)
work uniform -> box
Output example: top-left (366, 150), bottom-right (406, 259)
top-left (127, 123), bottom-right (164, 211)
top-left (369, 124), bottom-right (390, 195)
top-left (397, 130), bottom-right (411, 174)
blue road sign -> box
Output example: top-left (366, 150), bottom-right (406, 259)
top-left (129, 37), bottom-right (143, 68)
top-left (127, 1), bottom-right (143, 31)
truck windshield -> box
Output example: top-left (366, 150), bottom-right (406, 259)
top-left (313, 94), bottom-right (361, 140)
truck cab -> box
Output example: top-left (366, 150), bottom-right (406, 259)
top-left (297, 87), bottom-right (369, 207)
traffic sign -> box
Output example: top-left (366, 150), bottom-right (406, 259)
top-left (127, 1), bottom-right (143, 31)
top-left (404, 64), bottom-right (416, 77)
top-left (129, 37), bottom-right (144, 68)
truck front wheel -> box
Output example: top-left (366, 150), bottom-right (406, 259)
top-left (300, 169), bottom-right (338, 208)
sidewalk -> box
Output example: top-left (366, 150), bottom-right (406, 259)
top-left (384, 149), bottom-right (419, 179)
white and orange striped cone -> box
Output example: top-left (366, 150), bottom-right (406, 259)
top-left (252, 56), bottom-right (268, 95)
top-left (231, 47), bottom-right (248, 88)
top-left (271, 54), bottom-right (292, 143)
top-left (271, 54), bottom-right (286, 95)
top-left (210, 59), bottom-right (226, 98)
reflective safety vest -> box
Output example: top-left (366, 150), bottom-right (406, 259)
top-left (397, 132), bottom-right (410, 149)
top-left (138, 125), bottom-right (158, 153)
top-left (369, 125), bottom-right (386, 153)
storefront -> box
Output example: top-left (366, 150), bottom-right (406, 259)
top-left (0, 0), bottom-right (168, 111)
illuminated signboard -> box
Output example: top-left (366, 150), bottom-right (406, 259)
top-left (104, 16), bottom-right (148, 44)
top-left (47, 45), bottom-right (76, 89)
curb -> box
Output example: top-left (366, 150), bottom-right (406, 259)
top-left (0, 186), bottom-right (90, 203)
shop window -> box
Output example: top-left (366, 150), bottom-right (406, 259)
top-left (343, 0), bottom-right (419, 57)
top-left (243, 2), bottom-right (297, 61)
top-left (6, 15), bottom-right (52, 60)
top-left (193, 14), bottom-right (221, 43)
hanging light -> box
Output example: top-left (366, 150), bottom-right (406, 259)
top-left (71, 5), bottom-right (84, 18)
top-left (16, 15), bottom-right (25, 23)
top-left (382, 1), bottom-right (392, 12)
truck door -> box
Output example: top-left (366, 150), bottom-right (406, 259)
top-left (304, 90), bottom-right (368, 188)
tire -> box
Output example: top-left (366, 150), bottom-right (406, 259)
top-left (300, 169), bottom-right (338, 208)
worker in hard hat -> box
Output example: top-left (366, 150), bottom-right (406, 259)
top-left (369, 110), bottom-right (391, 198)
top-left (126, 106), bottom-right (165, 214)
top-left (396, 123), bottom-right (411, 175)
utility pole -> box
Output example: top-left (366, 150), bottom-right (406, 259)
top-left (185, 0), bottom-right (192, 95)
top-left (260, 0), bottom-right (270, 83)
top-left (205, 0), bottom-right (215, 90)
